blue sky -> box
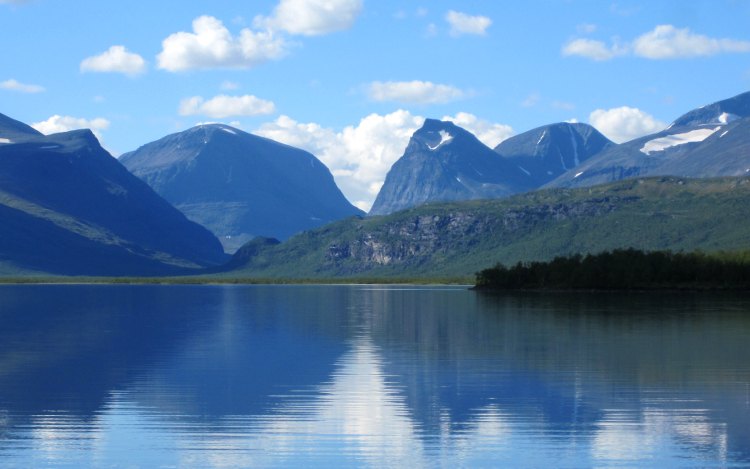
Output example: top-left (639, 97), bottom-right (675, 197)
top-left (2, 0), bottom-right (750, 209)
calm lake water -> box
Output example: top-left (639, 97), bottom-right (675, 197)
top-left (0, 285), bottom-right (748, 468)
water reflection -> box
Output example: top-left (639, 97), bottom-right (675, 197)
top-left (0, 285), bottom-right (748, 467)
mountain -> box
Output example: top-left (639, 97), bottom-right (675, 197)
top-left (494, 122), bottom-right (613, 186)
top-left (548, 91), bottom-right (750, 188)
top-left (120, 124), bottom-right (364, 253)
top-left (0, 115), bottom-right (226, 276)
top-left (222, 176), bottom-right (750, 280)
top-left (0, 112), bottom-right (43, 141)
top-left (369, 119), bottom-right (534, 216)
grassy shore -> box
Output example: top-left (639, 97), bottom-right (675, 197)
top-left (0, 275), bottom-right (474, 285)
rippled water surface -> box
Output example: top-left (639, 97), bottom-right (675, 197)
top-left (0, 285), bottom-right (749, 467)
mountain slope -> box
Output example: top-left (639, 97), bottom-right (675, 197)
top-left (222, 177), bottom-right (750, 279)
top-left (494, 122), bottom-right (613, 186)
top-left (0, 122), bottom-right (226, 276)
top-left (120, 124), bottom-right (363, 252)
top-left (0, 112), bottom-right (42, 142)
top-left (549, 91), bottom-right (750, 188)
top-left (369, 119), bottom-right (534, 216)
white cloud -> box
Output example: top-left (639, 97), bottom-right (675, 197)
top-left (254, 0), bottom-right (363, 36)
top-left (80, 46), bottom-right (146, 76)
top-left (562, 38), bottom-right (626, 61)
top-left (157, 15), bottom-right (287, 72)
top-left (179, 95), bottom-right (276, 119)
top-left (256, 110), bottom-right (513, 210)
top-left (441, 112), bottom-right (513, 148)
top-left (257, 111), bottom-right (425, 211)
top-left (564, 24), bottom-right (750, 61)
top-left (589, 106), bottom-right (666, 143)
top-left (445, 10), bottom-right (491, 37)
top-left (633, 24), bottom-right (750, 59)
top-left (31, 115), bottom-right (110, 140)
top-left (0, 78), bottom-right (44, 93)
top-left (366, 81), bottom-right (467, 105)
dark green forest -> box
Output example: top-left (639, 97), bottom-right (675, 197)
top-left (475, 249), bottom-right (750, 290)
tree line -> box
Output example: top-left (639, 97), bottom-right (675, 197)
top-left (475, 249), bottom-right (750, 290)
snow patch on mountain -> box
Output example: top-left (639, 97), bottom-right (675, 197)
top-left (536, 130), bottom-right (546, 146)
top-left (0, 138), bottom-right (11, 144)
top-left (640, 127), bottom-right (721, 155)
top-left (427, 130), bottom-right (453, 151)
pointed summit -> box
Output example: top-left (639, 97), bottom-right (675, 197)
top-left (494, 122), bottom-right (613, 186)
top-left (369, 119), bottom-right (533, 216)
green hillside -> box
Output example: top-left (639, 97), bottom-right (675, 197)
top-left (222, 177), bottom-right (750, 280)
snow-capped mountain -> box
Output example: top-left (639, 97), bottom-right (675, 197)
top-left (120, 124), bottom-right (364, 253)
top-left (0, 112), bottom-right (226, 275)
top-left (369, 119), bottom-right (533, 216)
top-left (548, 90), bottom-right (750, 188)
top-left (494, 122), bottom-right (613, 186)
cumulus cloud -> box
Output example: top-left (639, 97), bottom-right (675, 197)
top-left (563, 24), bottom-right (750, 61)
top-left (179, 94), bottom-right (276, 119)
top-left (255, 0), bottom-right (363, 36)
top-left (257, 111), bottom-right (424, 211)
top-left (589, 107), bottom-right (666, 143)
top-left (80, 45), bottom-right (146, 76)
top-left (0, 78), bottom-right (44, 93)
top-left (441, 112), bottom-right (513, 148)
top-left (632, 25), bottom-right (750, 59)
top-left (366, 81), bottom-right (467, 105)
top-left (31, 115), bottom-right (110, 140)
top-left (445, 10), bottom-right (492, 37)
top-left (256, 110), bottom-right (513, 210)
top-left (562, 38), bottom-right (626, 61)
top-left (157, 15), bottom-right (287, 72)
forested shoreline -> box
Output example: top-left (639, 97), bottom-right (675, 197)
top-left (474, 249), bottom-right (750, 290)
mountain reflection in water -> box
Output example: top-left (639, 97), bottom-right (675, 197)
top-left (0, 285), bottom-right (748, 467)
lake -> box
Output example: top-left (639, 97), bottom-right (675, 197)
top-left (0, 285), bottom-right (748, 467)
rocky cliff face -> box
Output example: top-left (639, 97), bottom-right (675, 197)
top-left (327, 198), bottom-right (621, 269)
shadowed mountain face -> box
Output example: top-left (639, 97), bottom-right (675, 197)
top-left (494, 123), bottom-right (613, 186)
top-left (369, 119), bottom-right (534, 216)
top-left (120, 124), bottom-right (364, 253)
top-left (0, 113), bottom-right (226, 276)
top-left (548, 91), bottom-right (750, 188)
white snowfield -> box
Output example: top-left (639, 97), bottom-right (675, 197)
top-left (427, 130), bottom-right (453, 151)
top-left (221, 127), bottom-right (237, 135)
top-left (0, 138), bottom-right (11, 144)
top-left (640, 127), bottom-right (721, 155)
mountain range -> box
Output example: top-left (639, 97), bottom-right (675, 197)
top-left (548, 91), bottom-right (750, 188)
top-left (1, 89), bottom-right (749, 277)
top-left (120, 124), bottom-right (363, 253)
top-left (0, 113), bottom-right (226, 276)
